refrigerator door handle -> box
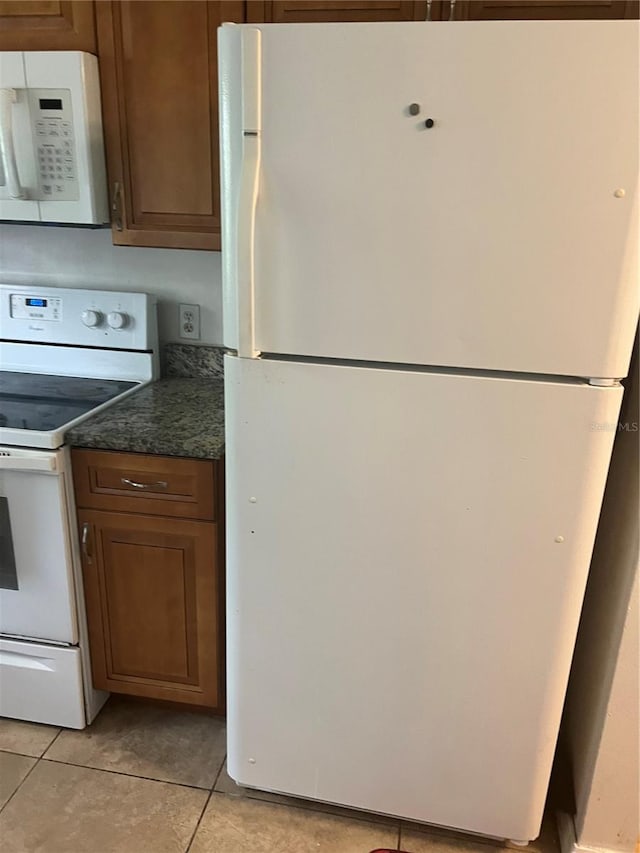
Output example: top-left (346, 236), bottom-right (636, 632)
top-left (237, 27), bottom-right (262, 359)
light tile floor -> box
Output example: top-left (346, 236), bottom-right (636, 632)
top-left (0, 697), bottom-right (561, 853)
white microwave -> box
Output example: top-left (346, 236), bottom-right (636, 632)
top-left (0, 51), bottom-right (108, 225)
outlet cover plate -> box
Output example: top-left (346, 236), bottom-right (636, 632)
top-left (179, 303), bottom-right (200, 340)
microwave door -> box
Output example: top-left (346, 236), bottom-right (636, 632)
top-left (0, 53), bottom-right (39, 221)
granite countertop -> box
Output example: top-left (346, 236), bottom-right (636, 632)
top-left (66, 377), bottom-right (225, 460)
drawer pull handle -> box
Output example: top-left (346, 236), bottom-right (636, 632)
top-left (121, 477), bottom-right (168, 491)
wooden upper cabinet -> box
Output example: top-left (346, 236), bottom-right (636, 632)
top-left (247, 0), bottom-right (637, 19)
top-left (96, 1), bottom-right (243, 250)
top-left (246, 1), bottom-right (429, 22)
top-left (451, 0), bottom-right (638, 18)
top-left (0, 0), bottom-right (96, 51)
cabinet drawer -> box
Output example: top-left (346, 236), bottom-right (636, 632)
top-left (72, 449), bottom-right (216, 521)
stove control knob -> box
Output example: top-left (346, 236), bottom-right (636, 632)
top-left (107, 311), bottom-right (128, 330)
top-left (82, 309), bottom-right (103, 328)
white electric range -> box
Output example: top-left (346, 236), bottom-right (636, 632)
top-left (0, 284), bottom-right (158, 728)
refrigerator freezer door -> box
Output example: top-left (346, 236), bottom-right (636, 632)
top-left (219, 21), bottom-right (639, 378)
top-left (225, 355), bottom-right (622, 841)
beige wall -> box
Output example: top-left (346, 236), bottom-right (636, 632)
top-left (562, 348), bottom-right (639, 853)
top-left (0, 224), bottom-right (223, 346)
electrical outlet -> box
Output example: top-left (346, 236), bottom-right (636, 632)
top-left (179, 303), bottom-right (200, 340)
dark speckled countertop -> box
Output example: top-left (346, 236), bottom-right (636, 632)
top-left (66, 376), bottom-right (225, 461)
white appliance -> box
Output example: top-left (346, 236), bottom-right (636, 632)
top-left (219, 20), bottom-right (640, 844)
top-left (0, 284), bottom-right (157, 728)
top-left (0, 51), bottom-right (108, 224)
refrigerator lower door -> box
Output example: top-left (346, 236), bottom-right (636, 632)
top-left (225, 355), bottom-right (622, 841)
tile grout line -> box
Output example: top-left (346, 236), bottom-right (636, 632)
top-left (0, 747), bottom-right (46, 760)
top-left (41, 728), bottom-right (63, 758)
top-left (210, 753), bottom-right (226, 791)
top-left (0, 752), bottom-right (41, 815)
top-left (0, 728), bottom-right (62, 763)
top-left (184, 789), bottom-right (213, 853)
top-left (0, 729), bottom-right (61, 815)
top-left (38, 756), bottom-right (214, 792)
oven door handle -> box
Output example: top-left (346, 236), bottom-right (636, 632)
top-left (0, 453), bottom-right (57, 472)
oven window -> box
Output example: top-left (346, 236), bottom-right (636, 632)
top-left (0, 497), bottom-right (18, 590)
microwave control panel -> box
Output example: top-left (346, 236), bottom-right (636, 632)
top-left (29, 89), bottom-right (79, 202)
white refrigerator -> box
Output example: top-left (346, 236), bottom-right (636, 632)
top-left (218, 20), bottom-right (639, 843)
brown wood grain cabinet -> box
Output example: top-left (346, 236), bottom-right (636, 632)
top-left (0, 0), bottom-right (96, 51)
top-left (450, 0), bottom-right (638, 19)
top-left (73, 449), bottom-right (223, 710)
top-left (246, 0), bottom-right (429, 21)
top-left (72, 448), bottom-right (217, 521)
top-left (95, 0), bottom-right (244, 250)
top-left (246, 0), bottom-right (637, 19)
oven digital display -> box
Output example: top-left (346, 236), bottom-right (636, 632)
top-left (9, 293), bottom-right (62, 322)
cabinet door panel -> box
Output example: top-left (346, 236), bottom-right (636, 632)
top-left (79, 509), bottom-right (219, 708)
top-left (97, 0), bottom-right (244, 250)
top-left (454, 0), bottom-right (637, 19)
top-left (247, 1), bottom-right (429, 22)
top-left (0, 0), bottom-right (96, 51)
top-left (102, 537), bottom-right (197, 683)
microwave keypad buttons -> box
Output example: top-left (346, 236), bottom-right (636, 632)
top-left (35, 121), bottom-right (77, 199)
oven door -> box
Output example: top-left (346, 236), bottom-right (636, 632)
top-left (0, 447), bottom-right (78, 644)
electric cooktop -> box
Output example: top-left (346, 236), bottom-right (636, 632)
top-left (0, 371), bottom-right (137, 433)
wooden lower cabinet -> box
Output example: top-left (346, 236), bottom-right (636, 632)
top-left (78, 508), bottom-right (220, 709)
